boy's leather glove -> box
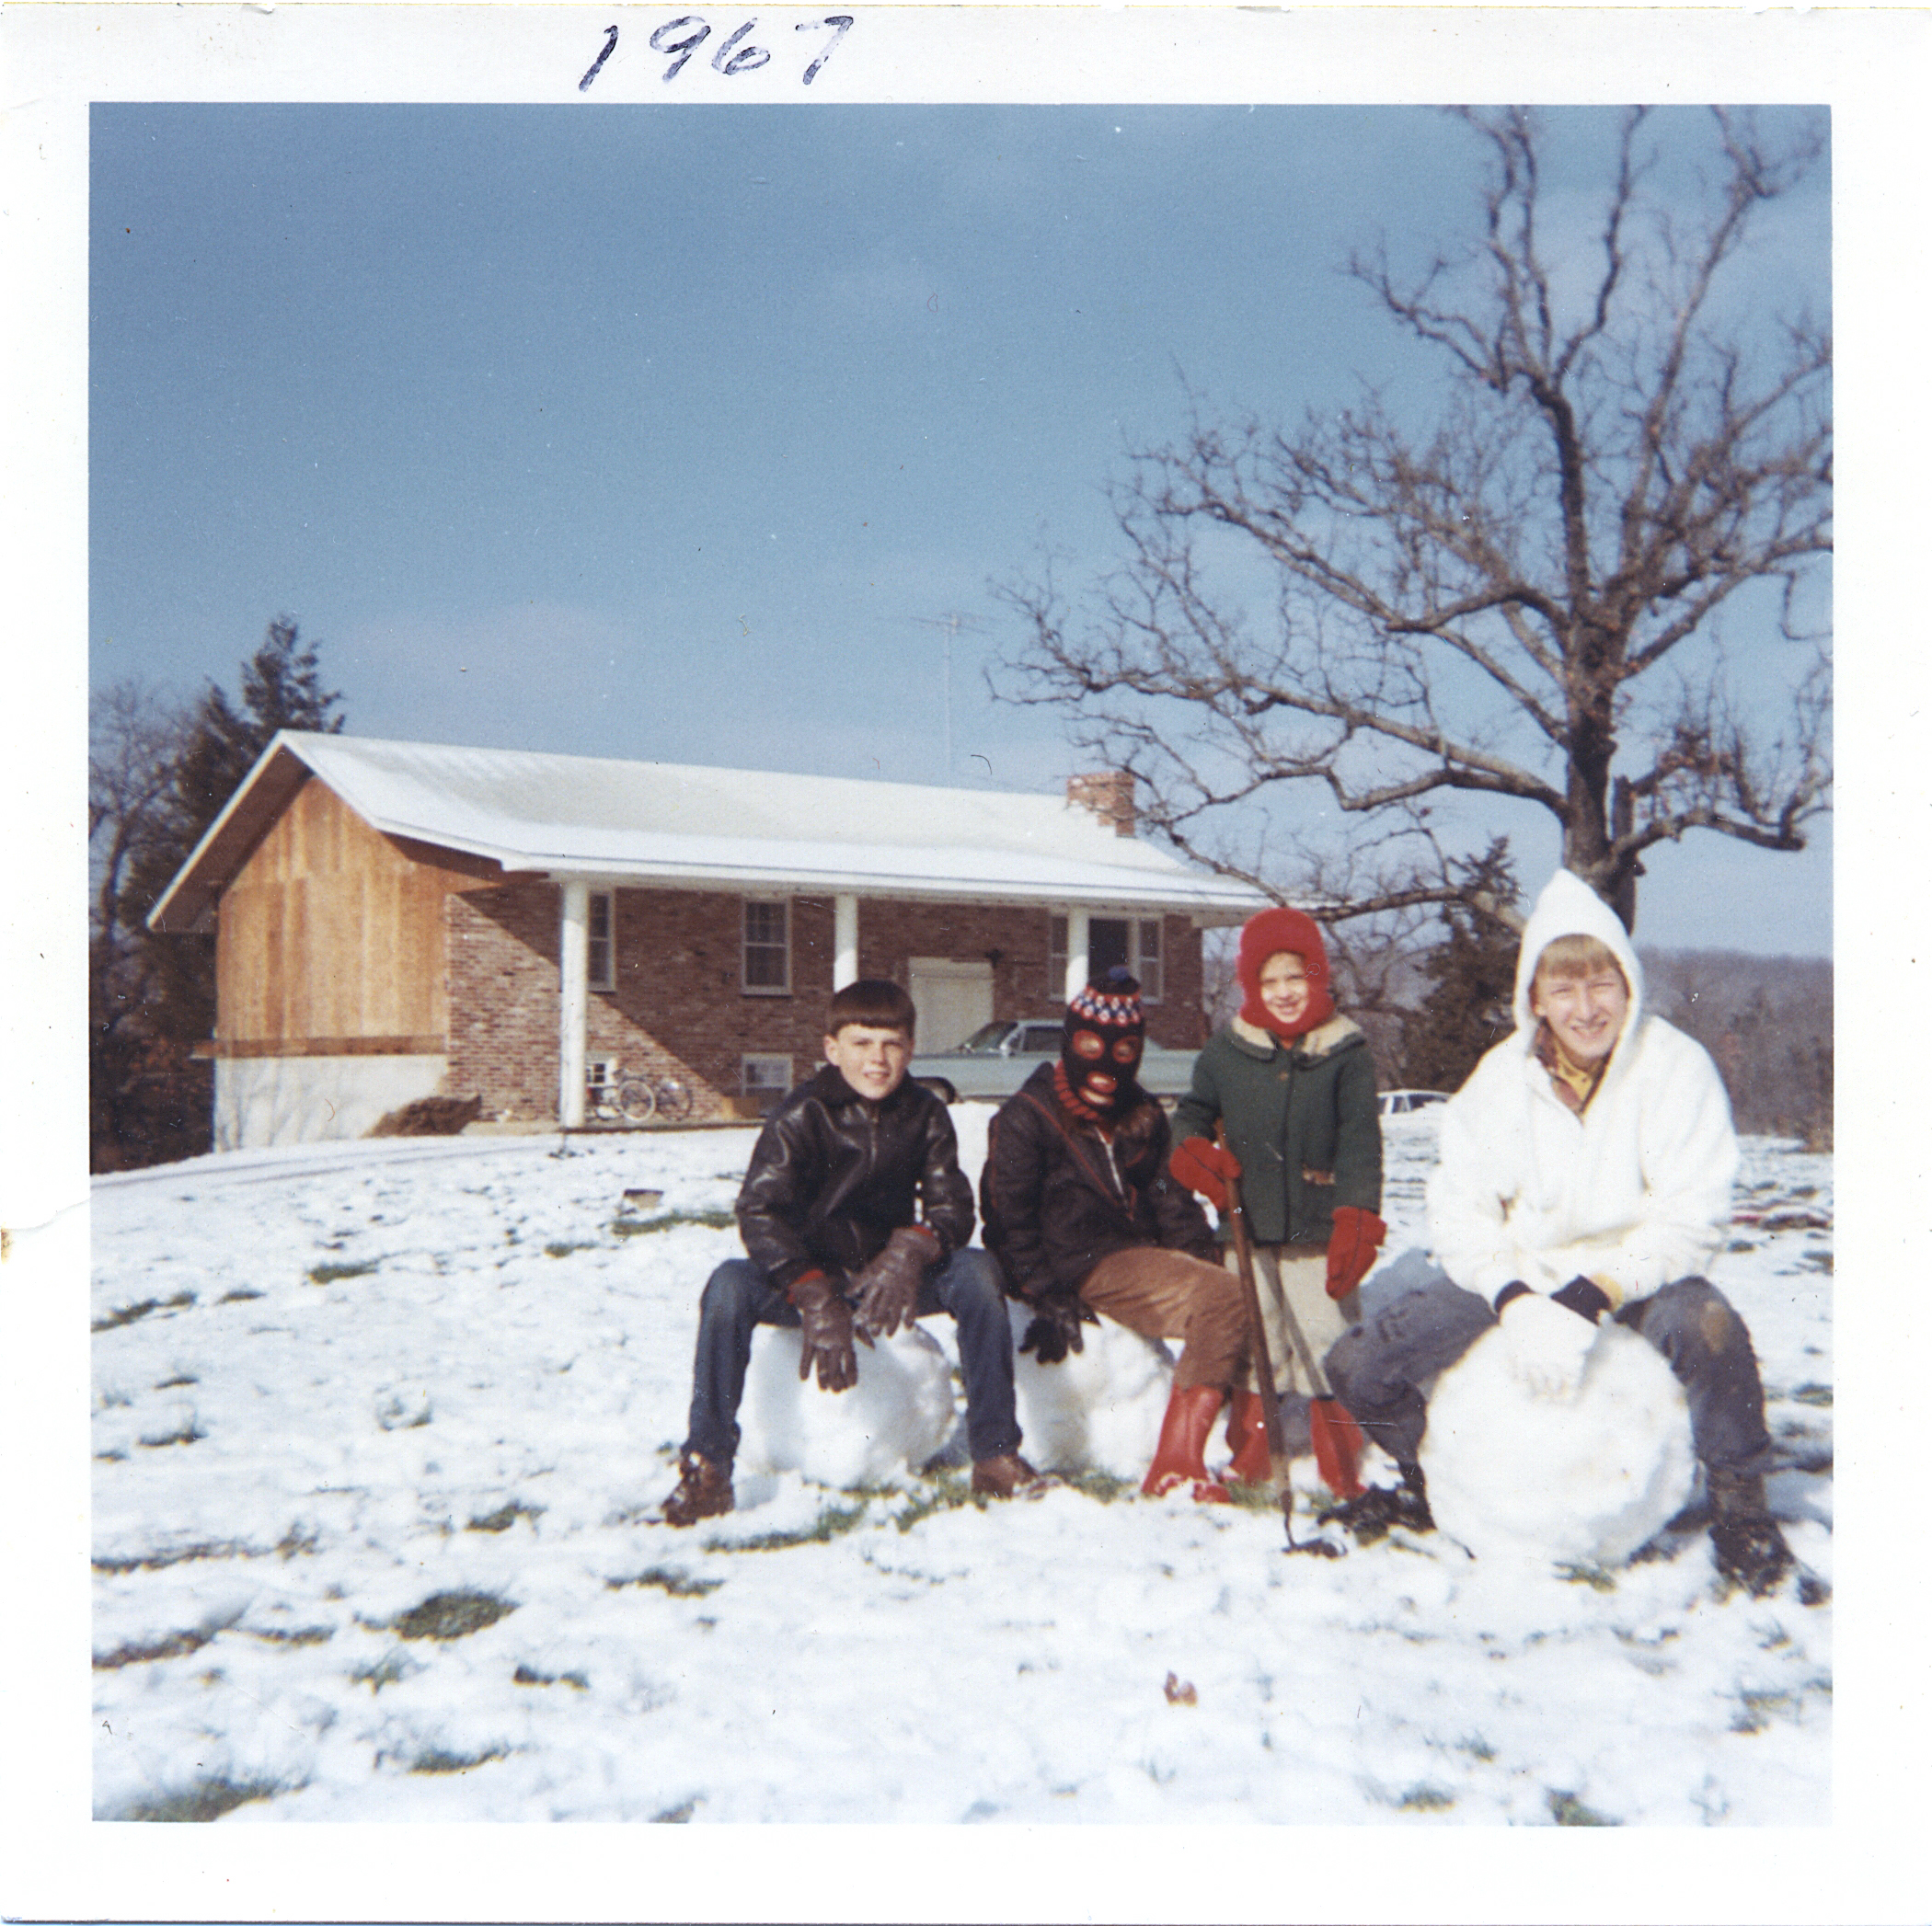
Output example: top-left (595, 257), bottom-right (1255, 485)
top-left (789, 1269), bottom-right (869, 1393)
top-left (1170, 1137), bottom-right (1241, 1212)
top-left (853, 1225), bottom-right (937, 1341)
top-left (1495, 1285), bottom-right (1598, 1401)
top-left (1019, 1291), bottom-right (1098, 1365)
top-left (1325, 1206), bottom-right (1386, 1299)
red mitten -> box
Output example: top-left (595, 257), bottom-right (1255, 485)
top-left (1169, 1137), bottom-right (1241, 1211)
top-left (1325, 1206), bottom-right (1386, 1299)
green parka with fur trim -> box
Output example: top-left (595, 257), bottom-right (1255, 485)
top-left (1172, 1014), bottom-right (1383, 1248)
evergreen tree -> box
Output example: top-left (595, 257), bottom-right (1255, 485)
top-left (1397, 841), bottom-right (1522, 1095)
top-left (91, 618), bottom-right (345, 1170)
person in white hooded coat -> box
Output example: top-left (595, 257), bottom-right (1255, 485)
top-left (1320, 869), bottom-right (1804, 1598)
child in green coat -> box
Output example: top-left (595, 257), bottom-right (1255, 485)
top-left (1170, 906), bottom-right (1386, 1485)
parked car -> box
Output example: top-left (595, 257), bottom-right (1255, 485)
top-left (908, 1019), bottom-right (1201, 1105)
top-left (1378, 1088), bottom-right (1449, 1119)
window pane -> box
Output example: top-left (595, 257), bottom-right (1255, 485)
top-left (743, 900), bottom-right (788, 991)
top-left (1136, 919), bottom-right (1163, 1002)
top-left (588, 892), bottom-right (614, 990)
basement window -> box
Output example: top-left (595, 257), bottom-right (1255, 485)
top-left (588, 891), bottom-right (615, 992)
top-left (742, 900), bottom-right (790, 994)
top-left (742, 1055), bottom-right (793, 1115)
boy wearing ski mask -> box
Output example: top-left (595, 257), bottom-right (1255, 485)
top-left (1320, 869), bottom-right (1808, 1599)
top-left (980, 968), bottom-right (1252, 1501)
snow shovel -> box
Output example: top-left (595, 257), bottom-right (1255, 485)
top-left (1215, 1133), bottom-right (1335, 1553)
top-left (1217, 1126), bottom-right (1366, 1512)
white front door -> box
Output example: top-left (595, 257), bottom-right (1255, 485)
top-left (907, 957), bottom-right (994, 1054)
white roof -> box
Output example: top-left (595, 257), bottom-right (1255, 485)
top-left (149, 732), bottom-right (1270, 933)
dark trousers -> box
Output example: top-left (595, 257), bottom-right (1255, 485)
top-left (683, 1247), bottom-right (1021, 1467)
top-left (1321, 1267), bottom-right (1777, 1478)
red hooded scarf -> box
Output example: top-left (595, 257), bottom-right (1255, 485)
top-left (1236, 906), bottom-right (1336, 1041)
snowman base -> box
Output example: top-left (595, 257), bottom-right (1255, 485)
top-left (1418, 1318), bottom-right (1696, 1569)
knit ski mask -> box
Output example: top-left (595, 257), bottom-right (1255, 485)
top-left (1236, 906), bottom-right (1336, 1040)
top-left (1061, 968), bottom-right (1145, 1118)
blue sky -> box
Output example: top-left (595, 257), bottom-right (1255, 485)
top-left (89, 102), bottom-right (1832, 953)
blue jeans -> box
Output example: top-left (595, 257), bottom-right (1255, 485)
top-left (1322, 1259), bottom-right (1777, 1479)
top-left (682, 1247), bottom-right (1021, 1467)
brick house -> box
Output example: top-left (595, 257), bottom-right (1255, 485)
top-left (148, 732), bottom-right (1268, 1148)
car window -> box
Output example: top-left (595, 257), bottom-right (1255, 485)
top-left (1019, 1026), bottom-right (1064, 1053)
top-left (954, 1023), bottom-right (1012, 1054)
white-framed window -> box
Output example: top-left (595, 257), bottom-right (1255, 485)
top-left (742, 1054), bottom-right (794, 1115)
top-left (1136, 918), bottom-right (1165, 1003)
top-left (1049, 915), bottom-right (1068, 995)
top-left (742, 899), bottom-right (790, 993)
top-left (585, 1054), bottom-right (617, 1100)
top-left (588, 890), bottom-right (615, 991)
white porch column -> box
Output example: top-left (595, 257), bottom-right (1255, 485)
top-left (1063, 907), bottom-right (1091, 1003)
top-left (558, 881), bottom-right (590, 1128)
top-left (834, 893), bottom-right (860, 990)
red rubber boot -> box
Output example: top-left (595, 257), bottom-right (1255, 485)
top-left (1142, 1382), bottom-right (1232, 1502)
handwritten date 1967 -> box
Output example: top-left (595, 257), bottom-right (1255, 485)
top-left (580, 16), bottom-right (854, 90)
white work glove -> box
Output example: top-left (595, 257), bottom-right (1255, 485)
top-left (1499, 1290), bottom-right (1599, 1402)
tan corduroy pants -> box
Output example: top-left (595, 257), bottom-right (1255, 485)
top-left (1078, 1245), bottom-right (1250, 1393)
top-left (1228, 1244), bottom-right (1362, 1397)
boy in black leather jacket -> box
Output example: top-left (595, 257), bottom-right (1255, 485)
top-left (662, 979), bottom-right (1039, 1525)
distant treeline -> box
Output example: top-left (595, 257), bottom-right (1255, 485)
top-left (1639, 948), bottom-right (1833, 1150)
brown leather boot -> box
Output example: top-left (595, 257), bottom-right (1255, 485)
top-left (971, 1451), bottom-right (1050, 1499)
top-left (1708, 1466), bottom-right (1796, 1597)
top-left (1225, 1391), bottom-right (1272, 1484)
top-left (1142, 1382), bottom-right (1231, 1502)
top-left (661, 1449), bottom-right (733, 1527)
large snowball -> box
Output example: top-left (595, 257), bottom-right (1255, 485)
top-left (739, 1323), bottom-right (958, 1488)
top-left (1419, 1320), bottom-right (1696, 1568)
top-left (1008, 1301), bottom-right (1175, 1480)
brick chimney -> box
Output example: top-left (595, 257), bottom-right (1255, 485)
top-left (1067, 770), bottom-right (1136, 837)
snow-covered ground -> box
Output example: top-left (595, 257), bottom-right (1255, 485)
top-left (87, 1108), bottom-right (1834, 1831)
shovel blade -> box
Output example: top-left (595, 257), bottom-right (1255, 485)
top-left (1311, 1397), bottom-right (1366, 1499)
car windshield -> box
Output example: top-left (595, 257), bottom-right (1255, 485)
top-left (952, 1023), bottom-right (1015, 1054)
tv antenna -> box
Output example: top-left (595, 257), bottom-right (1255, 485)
top-left (911, 613), bottom-right (986, 776)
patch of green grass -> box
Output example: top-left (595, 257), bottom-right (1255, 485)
top-left (306, 1260), bottom-right (378, 1285)
top-left (513, 1663), bottom-right (590, 1690)
top-left (1557, 1562), bottom-right (1617, 1592)
top-left (92, 1290), bottom-right (196, 1333)
top-left (1732, 1688), bottom-right (1805, 1735)
top-left (1790, 1382), bottom-right (1834, 1406)
top-left (121, 1776), bottom-right (280, 1822)
top-left (247, 1624), bottom-right (334, 1647)
top-left (728, 1500), bottom-right (871, 1552)
top-left (609, 1209), bottom-right (738, 1238)
top-left (608, 1565), bottom-right (724, 1597)
top-left (391, 1588), bottom-right (517, 1642)
top-left (93, 1626), bottom-right (215, 1670)
top-left (466, 1500), bottom-right (546, 1534)
top-left (891, 1473), bottom-right (976, 1532)
top-left (138, 1417), bottom-right (205, 1449)
top-left (409, 1745), bottom-right (508, 1775)
top-left (543, 1241), bottom-right (601, 1259)
top-left (351, 1652), bottom-right (417, 1692)
top-left (1056, 1468), bottom-right (1140, 1504)
top-left (1547, 1790), bottom-right (1618, 1827)
top-left (1397, 1784), bottom-right (1457, 1812)
top-left (219, 1287), bottom-right (265, 1302)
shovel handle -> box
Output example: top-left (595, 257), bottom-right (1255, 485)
top-left (1216, 1126), bottom-right (1294, 1502)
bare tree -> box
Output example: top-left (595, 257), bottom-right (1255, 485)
top-left (995, 108), bottom-right (1831, 932)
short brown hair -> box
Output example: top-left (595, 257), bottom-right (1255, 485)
top-left (826, 977), bottom-right (916, 1038)
top-left (1532, 934), bottom-right (1627, 993)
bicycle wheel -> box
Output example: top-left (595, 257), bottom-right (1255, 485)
top-left (615, 1078), bottom-right (657, 1124)
top-left (651, 1077), bottom-right (695, 1122)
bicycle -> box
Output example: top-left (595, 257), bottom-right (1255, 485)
top-left (587, 1068), bottom-right (696, 1125)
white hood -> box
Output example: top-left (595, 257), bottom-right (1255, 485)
top-left (1512, 868), bottom-right (1645, 1047)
